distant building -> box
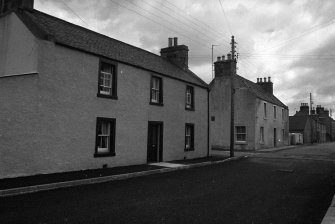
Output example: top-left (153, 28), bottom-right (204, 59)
top-left (209, 55), bottom-right (289, 151)
top-left (315, 105), bottom-right (335, 141)
top-left (0, 0), bottom-right (209, 178)
top-left (289, 103), bottom-right (327, 144)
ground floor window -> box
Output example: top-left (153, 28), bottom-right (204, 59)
top-left (95, 117), bottom-right (116, 157)
top-left (185, 123), bottom-right (194, 151)
top-left (236, 126), bottom-right (246, 142)
top-left (260, 127), bottom-right (264, 143)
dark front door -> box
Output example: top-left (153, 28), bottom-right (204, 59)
top-left (274, 128), bottom-right (277, 147)
top-left (147, 122), bottom-right (163, 163)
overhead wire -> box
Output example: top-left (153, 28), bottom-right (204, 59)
top-left (108, 0), bottom-right (213, 52)
top-left (60, 0), bottom-right (90, 28)
top-left (134, 0), bottom-right (230, 50)
top-left (163, 0), bottom-right (231, 45)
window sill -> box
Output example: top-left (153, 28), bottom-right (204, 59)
top-left (235, 141), bottom-right (247, 145)
top-left (150, 102), bottom-right (164, 106)
top-left (94, 152), bottom-right (116, 157)
top-left (185, 107), bottom-right (195, 111)
top-left (185, 148), bottom-right (194, 152)
top-left (97, 93), bottom-right (118, 100)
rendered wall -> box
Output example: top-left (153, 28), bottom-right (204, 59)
top-left (0, 13), bottom-right (38, 77)
top-left (255, 99), bottom-right (289, 149)
top-left (0, 35), bottom-right (208, 178)
top-left (209, 77), bottom-right (256, 151)
top-left (0, 13), bottom-right (40, 178)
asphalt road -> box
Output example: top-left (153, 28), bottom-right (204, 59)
top-left (1, 143), bottom-right (335, 224)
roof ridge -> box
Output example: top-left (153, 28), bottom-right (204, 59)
top-left (236, 75), bottom-right (287, 108)
top-left (29, 9), bottom-right (163, 58)
top-left (23, 9), bottom-right (207, 88)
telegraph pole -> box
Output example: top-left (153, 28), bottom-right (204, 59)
top-left (310, 93), bottom-right (313, 115)
top-left (212, 44), bottom-right (220, 79)
top-left (230, 36), bottom-right (237, 157)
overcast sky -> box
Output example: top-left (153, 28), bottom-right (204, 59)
top-left (34, 0), bottom-right (335, 115)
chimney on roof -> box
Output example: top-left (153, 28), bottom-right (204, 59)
top-left (161, 37), bottom-right (189, 70)
top-left (256, 76), bottom-right (273, 94)
top-left (311, 107), bottom-right (316, 115)
top-left (214, 52), bottom-right (236, 78)
top-left (1, 0), bottom-right (34, 14)
top-left (299, 103), bottom-right (309, 115)
top-left (168, 37), bottom-right (173, 47)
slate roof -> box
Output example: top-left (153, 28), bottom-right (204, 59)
top-left (289, 116), bottom-right (308, 131)
top-left (236, 75), bottom-right (287, 108)
top-left (209, 75), bottom-right (288, 108)
top-left (15, 9), bottom-right (208, 88)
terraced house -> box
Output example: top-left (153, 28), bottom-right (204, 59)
top-left (0, 0), bottom-right (209, 178)
top-left (210, 55), bottom-right (289, 151)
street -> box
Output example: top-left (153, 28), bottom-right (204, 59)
top-left (1, 143), bottom-right (335, 224)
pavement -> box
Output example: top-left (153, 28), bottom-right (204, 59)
top-left (1, 143), bottom-right (334, 224)
top-left (0, 155), bottom-right (243, 197)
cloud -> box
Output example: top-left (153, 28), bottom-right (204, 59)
top-left (34, 0), bottom-right (335, 114)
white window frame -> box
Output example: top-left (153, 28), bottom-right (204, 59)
top-left (186, 89), bottom-right (192, 108)
top-left (97, 121), bottom-right (110, 153)
top-left (151, 77), bottom-right (160, 103)
top-left (236, 126), bottom-right (246, 143)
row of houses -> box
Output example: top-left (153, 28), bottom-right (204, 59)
top-left (0, 0), bottom-right (289, 179)
top-left (289, 103), bottom-right (335, 144)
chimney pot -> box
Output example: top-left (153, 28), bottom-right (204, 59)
top-left (217, 56), bottom-right (221, 61)
top-left (168, 38), bottom-right (173, 47)
top-left (257, 78), bottom-right (259, 83)
top-left (173, 37), bottom-right (178, 46)
top-left (227, 53), bottom-right (231, 60)
top-left (268, 76), bottom-right (271, 82)
top-left (222, 55), bottom-right (225, 60)
top-left (264, 77), bottom-right (267, 82)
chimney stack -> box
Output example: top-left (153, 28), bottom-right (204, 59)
top-left (168, 38), bottom-right (173, 47)
top-left (257, 76), bottom-right (273, 94)
top-left (161, 37), bottom-right (189, 70)
top-left (173, 37), bottom-right (178, 46)
top-left (214, 52), bottom-right (236, 78)
top-left (299, 103), bottom-right (309, 115)
top-left (316, 105), bottom-right (324, 115)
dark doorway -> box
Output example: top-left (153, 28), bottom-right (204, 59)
top-left (274, 128), bottom-right (277, 147)
top-left (147, 122), bottom-right (163, 163)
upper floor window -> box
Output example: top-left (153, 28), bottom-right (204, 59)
top-left (150, 76), bottom-right (163, 105)
top-left (282, 109), bottom-right (285, 120)
top-left (95, 117), bottom-right (116, 157)
top-left (185, 86), bottom-right (194, 110)
top-left (264, 103), bottom-right (267, 118)
top-left (274, 106), bottom-right (277, 119)
top-left (185, 123), bottom-right (194, 151)
top-left (97, 60), bottom-right (117, 99)
top-left (236, 126), bottom-right (246, 142)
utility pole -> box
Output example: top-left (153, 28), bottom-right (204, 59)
top-left (212, 44), bottom-right (220, 79)
top-left (310, 93), bottom-right (313, 115)
top-left (310, 93), bottom-right (313, 143)
top-left (230, 36), bottom-right (237, 157)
